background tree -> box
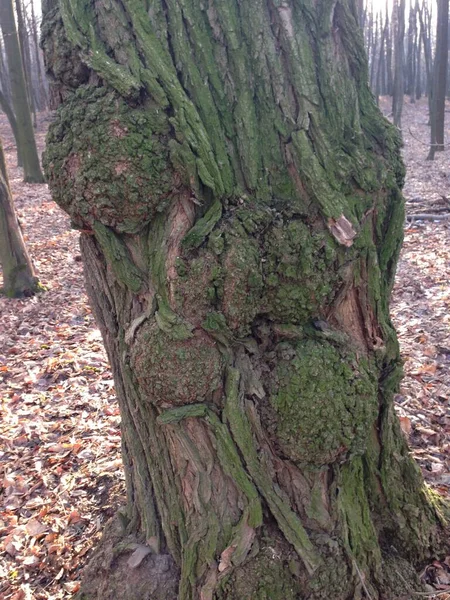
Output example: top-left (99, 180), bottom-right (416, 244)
top-left (0, 89), bottom-right (23, 167)
top-left (392, 0), bottom-right (406, 127)
top-left (42, 0), bottom-right (449, 598)
top-left (428, 0), bottom-right (449, 159)
top-left (0, 0), bottom-right (43, 183)
top-left (406, 0), bottom-right (418, 103)
top-left (0, 136), bottom-right (40, 297)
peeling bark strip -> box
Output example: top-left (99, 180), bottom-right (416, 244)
top-left (42, 0), bottom-right (449, 599)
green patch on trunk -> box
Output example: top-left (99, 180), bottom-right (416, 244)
top-left (271, 339), bottom-right (378, 466)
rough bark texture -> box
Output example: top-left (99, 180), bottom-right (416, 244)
top-left (0, 0), bottom-right (43, 183)
top-left (41, 1), bottom-right (449, 599)
top-left (0, 137), bottom-right (40, 297)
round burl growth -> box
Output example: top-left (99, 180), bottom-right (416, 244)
top-left (130, 322), bottom-right (223, 406)
top-left (173, 250), bottom-right (222, 327)
top-left (263, 220), bottom-right (339, 323)
top-left (270, 339), bottom-right (377, 466)
top-left (221, 233), bottom-right (263, 335)
top-left (44, 86), bottom-right (175, 233)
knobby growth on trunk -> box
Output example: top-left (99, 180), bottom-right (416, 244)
top-left (41, 0), bottom-right (449, 598)
top-left (0, 137), bottom-right (40, 297)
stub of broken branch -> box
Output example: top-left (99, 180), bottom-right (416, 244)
top-left (327, 215), bottom-right (357, 247)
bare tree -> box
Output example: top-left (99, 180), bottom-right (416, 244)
top-left (392, 0), bottom-right (406, 128)
top-left (0, 89), bottom-right (23, 167)
top-left (0, 0), bottom-right (43, 182)
top-left (0, 136), bottom-right (40, 297)
top-left (428, 0), bottom-right (449, 159)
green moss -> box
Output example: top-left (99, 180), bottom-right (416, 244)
top-left (271, 339), bottom-right (378, 466)
top-left (338, 458), bottom-right (381, 571)
top-left (130, 321), bottom-right (223, 407)
top-left (93, 221), bottom-right (144, 292)
top-left (221, 232), bottom-right (263, 335)
top-left (182, 200), bottom-right (222, 251)
top-left (263, 220), bottom-right (339, 323)
top-left (215, 549), bottom-right (301, 600)
top-left (44, 85), bottom-right (174, 234)
top-left (173, 251), bottom-right (222, 326)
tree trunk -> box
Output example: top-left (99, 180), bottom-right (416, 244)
top-left (14, 0), bottom-right (36, 127)
top-left (0, 137), bottom-right (40, 297)
top-left (30, 0), bottom-right (49, 112)
top-left (0, 89), bottom-right (23, 167)
top-left (0, 0), bottom-right (43, 183)
top-left (0, 34), bottom-right (12, 105)
top-left (427, 0), bottom-right (449, 160)
top-left (385, 8), bottom-right (394, 96)
top-left (392, 0), bottom-right (406, 128)
top-left (416, 23), bottom-right (422, 100)
top-left (41, 0), bottom-right (449, 598)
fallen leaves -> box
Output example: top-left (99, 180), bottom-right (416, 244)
top-left (0, 114), bottom-right (124, 599)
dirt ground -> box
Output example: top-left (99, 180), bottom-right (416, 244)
top-left (1, 97), bottom-right (450, 598)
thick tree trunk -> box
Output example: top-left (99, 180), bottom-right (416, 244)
top-left (0, 0), bottom-right (43, 183)
top-left (0, 137), bottom-right (40, 297)
top-left (42, 0), bottom-right (449, 598)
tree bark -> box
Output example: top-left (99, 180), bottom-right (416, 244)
top-left (392, 0), bottom-right (406, 128)
top-left (0, 89), bottom-right (23, 167)
top-left (14, 0), bottom-right (36, 127)
top-left (0, 0), bottom-right (43, 183)
top-left (0, 136), bottom-right (40, 297)
top-left (0, 34), bottom-right (12, 104)
top-left (41, 0), bottom-right (449, 598)
top-left (427, 0), bottom-right (449, 159)
top-left (30, 0), bottom-right (49, 112)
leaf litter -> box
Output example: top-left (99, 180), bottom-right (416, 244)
top-left (0, 98), bottom-right (450, 598)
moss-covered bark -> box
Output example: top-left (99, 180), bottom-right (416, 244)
top-left (42, 0), bottom-right (449, 598)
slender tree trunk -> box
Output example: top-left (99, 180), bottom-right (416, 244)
top-left (370, 12), bottom-right (379, 92)
top-left (386, 9), bottom-right (394, 95)
top-left (408, 1), bottom-right (418, 103)
top-left (0, 35), bottom-right (12, 104)
top-left (419, 2), bottom-right (432, 117)
top-left (42, 0), bottom-right (450, 598)
top-left (0, 89), bottom-right (23, 167)
top-left (0, 137), bottom-right (40, 297)
top-left (428, 0), bottom-right (449, 159)
top-left (376, 13), bottom-right (387, 102)
top-left (392, 0), bottom-right (406, 128)
top-left (0, 0), bottom-right (43, 183)
top-left (416, 23), bottom-right (422, 100)
top-left (30, 1), bottom-right (48, 111)
top-left (14, 0), bottom-right (36, 127)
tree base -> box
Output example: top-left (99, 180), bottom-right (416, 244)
top-left (75, 513), bottom-right (179, 600)
top-left (75, 508), bottom-right (437, 600)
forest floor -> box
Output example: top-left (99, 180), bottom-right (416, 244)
top-left (1, 97), bottom-right (450, 599)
